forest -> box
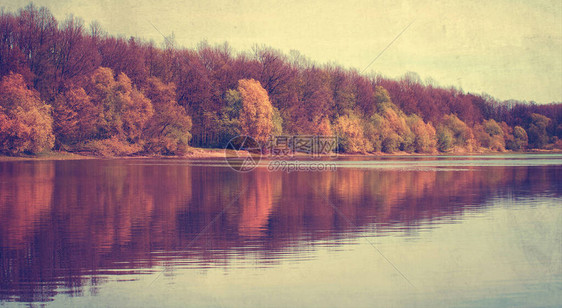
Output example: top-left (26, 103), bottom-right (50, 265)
top-left (1, 4), bottom-right (561, 156)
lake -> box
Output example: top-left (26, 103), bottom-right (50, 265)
top-left (0, 155), bottom-right (561, 307)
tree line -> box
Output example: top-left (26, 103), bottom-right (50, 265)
top-left (1, 4), bottom-right (561, 156)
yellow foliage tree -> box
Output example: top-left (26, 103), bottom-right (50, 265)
top-left (408, 115), bottom-right (437, 153)
top-left (80, 67), bottom-right (155, 155)
top-left (118, 73), bottom-right (154, 143)
top-left (334, 113), bottom-right (370, 153)
top-left (474, 119), bottom-right (505, 151)
top-left (238, 79), bottom-right (274, 144)
top-left (440, 114), bottom-right (475, 151)
top-left (379, 104), bottom-right (413, 153)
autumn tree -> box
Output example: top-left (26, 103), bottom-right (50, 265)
top-left (379, 103), bottom-right (413, 153)
top-left (485, 119), bottom-right (505, 150)
top-left (142, 77), bottom-right (192, 154)
top-left (253, 45), bottom-right (294, 101)
top-left (0, 73), bottom-right (54, 154)
top-left (436, 127), bottom-right (453, 152)
top-left (439, 114), bottom-right (475, 151)
top-left (506, 125), bottom-right (528, 150)
top-left (206, 89), bottom-right (242, 146)
top-left (526, 113), bottom-right (551, 149)
top-left (408, 115), bottom-right (437, 153)
top-left (53, 86), bottom-right (98, 145)
top-left (364, 114), bottom-right (384, 152)
top-left (13, 4), bottom-right (58, 95)
top-left (174, 49), bottom-right (216, 146)
top-left (69, 67), bottom-right (155, 155)
top-left (53, 15), bottom-right (100, 94)
top-left (0, 10), bottom-right (32, 80)
top-left (115, 73), bottom-right (153, 143)
top-left (1, 4), bottom-right (561, 155)
top-left (85, 67), bottom-right (153, 141)
top-left (474, 119), bottom-right (505, 151)
top-left (334, 112), bottom-right (369, 153)
top-left (98, 36), bottom-right (148, 86)
top-left (238, 79), bottom-right (274, 144)
top-left (330, 67), bottom-right (356, 117)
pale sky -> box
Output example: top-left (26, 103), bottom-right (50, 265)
top-left (3, 0), bottom-right (562, 103)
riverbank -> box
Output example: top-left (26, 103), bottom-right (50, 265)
top-left (0, 148), bottom-right (234, 161)
top-left (1, 147), bottom-right (562, 161)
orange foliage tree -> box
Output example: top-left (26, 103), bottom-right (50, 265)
top-left (79, 67), bottom-right (154, 155)
top-left (238, 79), bottom-right (274, 144)
top-left (54, 87), bottom-right (99, 145)
top-left (0, 73), bottom-right (54, 154)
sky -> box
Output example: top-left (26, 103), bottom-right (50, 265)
top-left (2, 0), bottom-right (561, 103)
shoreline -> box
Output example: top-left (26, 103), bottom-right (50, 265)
top-left (1, 148), bottom-right (561, 162)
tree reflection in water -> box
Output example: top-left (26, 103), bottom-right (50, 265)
top-left (0, 159), bottom-right (560, 302)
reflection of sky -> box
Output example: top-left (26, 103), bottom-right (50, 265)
top-left (133, 153), bottom-right (562, 169)
top-left (2, 0), bottom-right (561, 103)
top-left (51, 196), bottom-right (562, 308)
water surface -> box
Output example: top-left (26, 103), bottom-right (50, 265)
top-left (0, 154), bottom-right (561, 307)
